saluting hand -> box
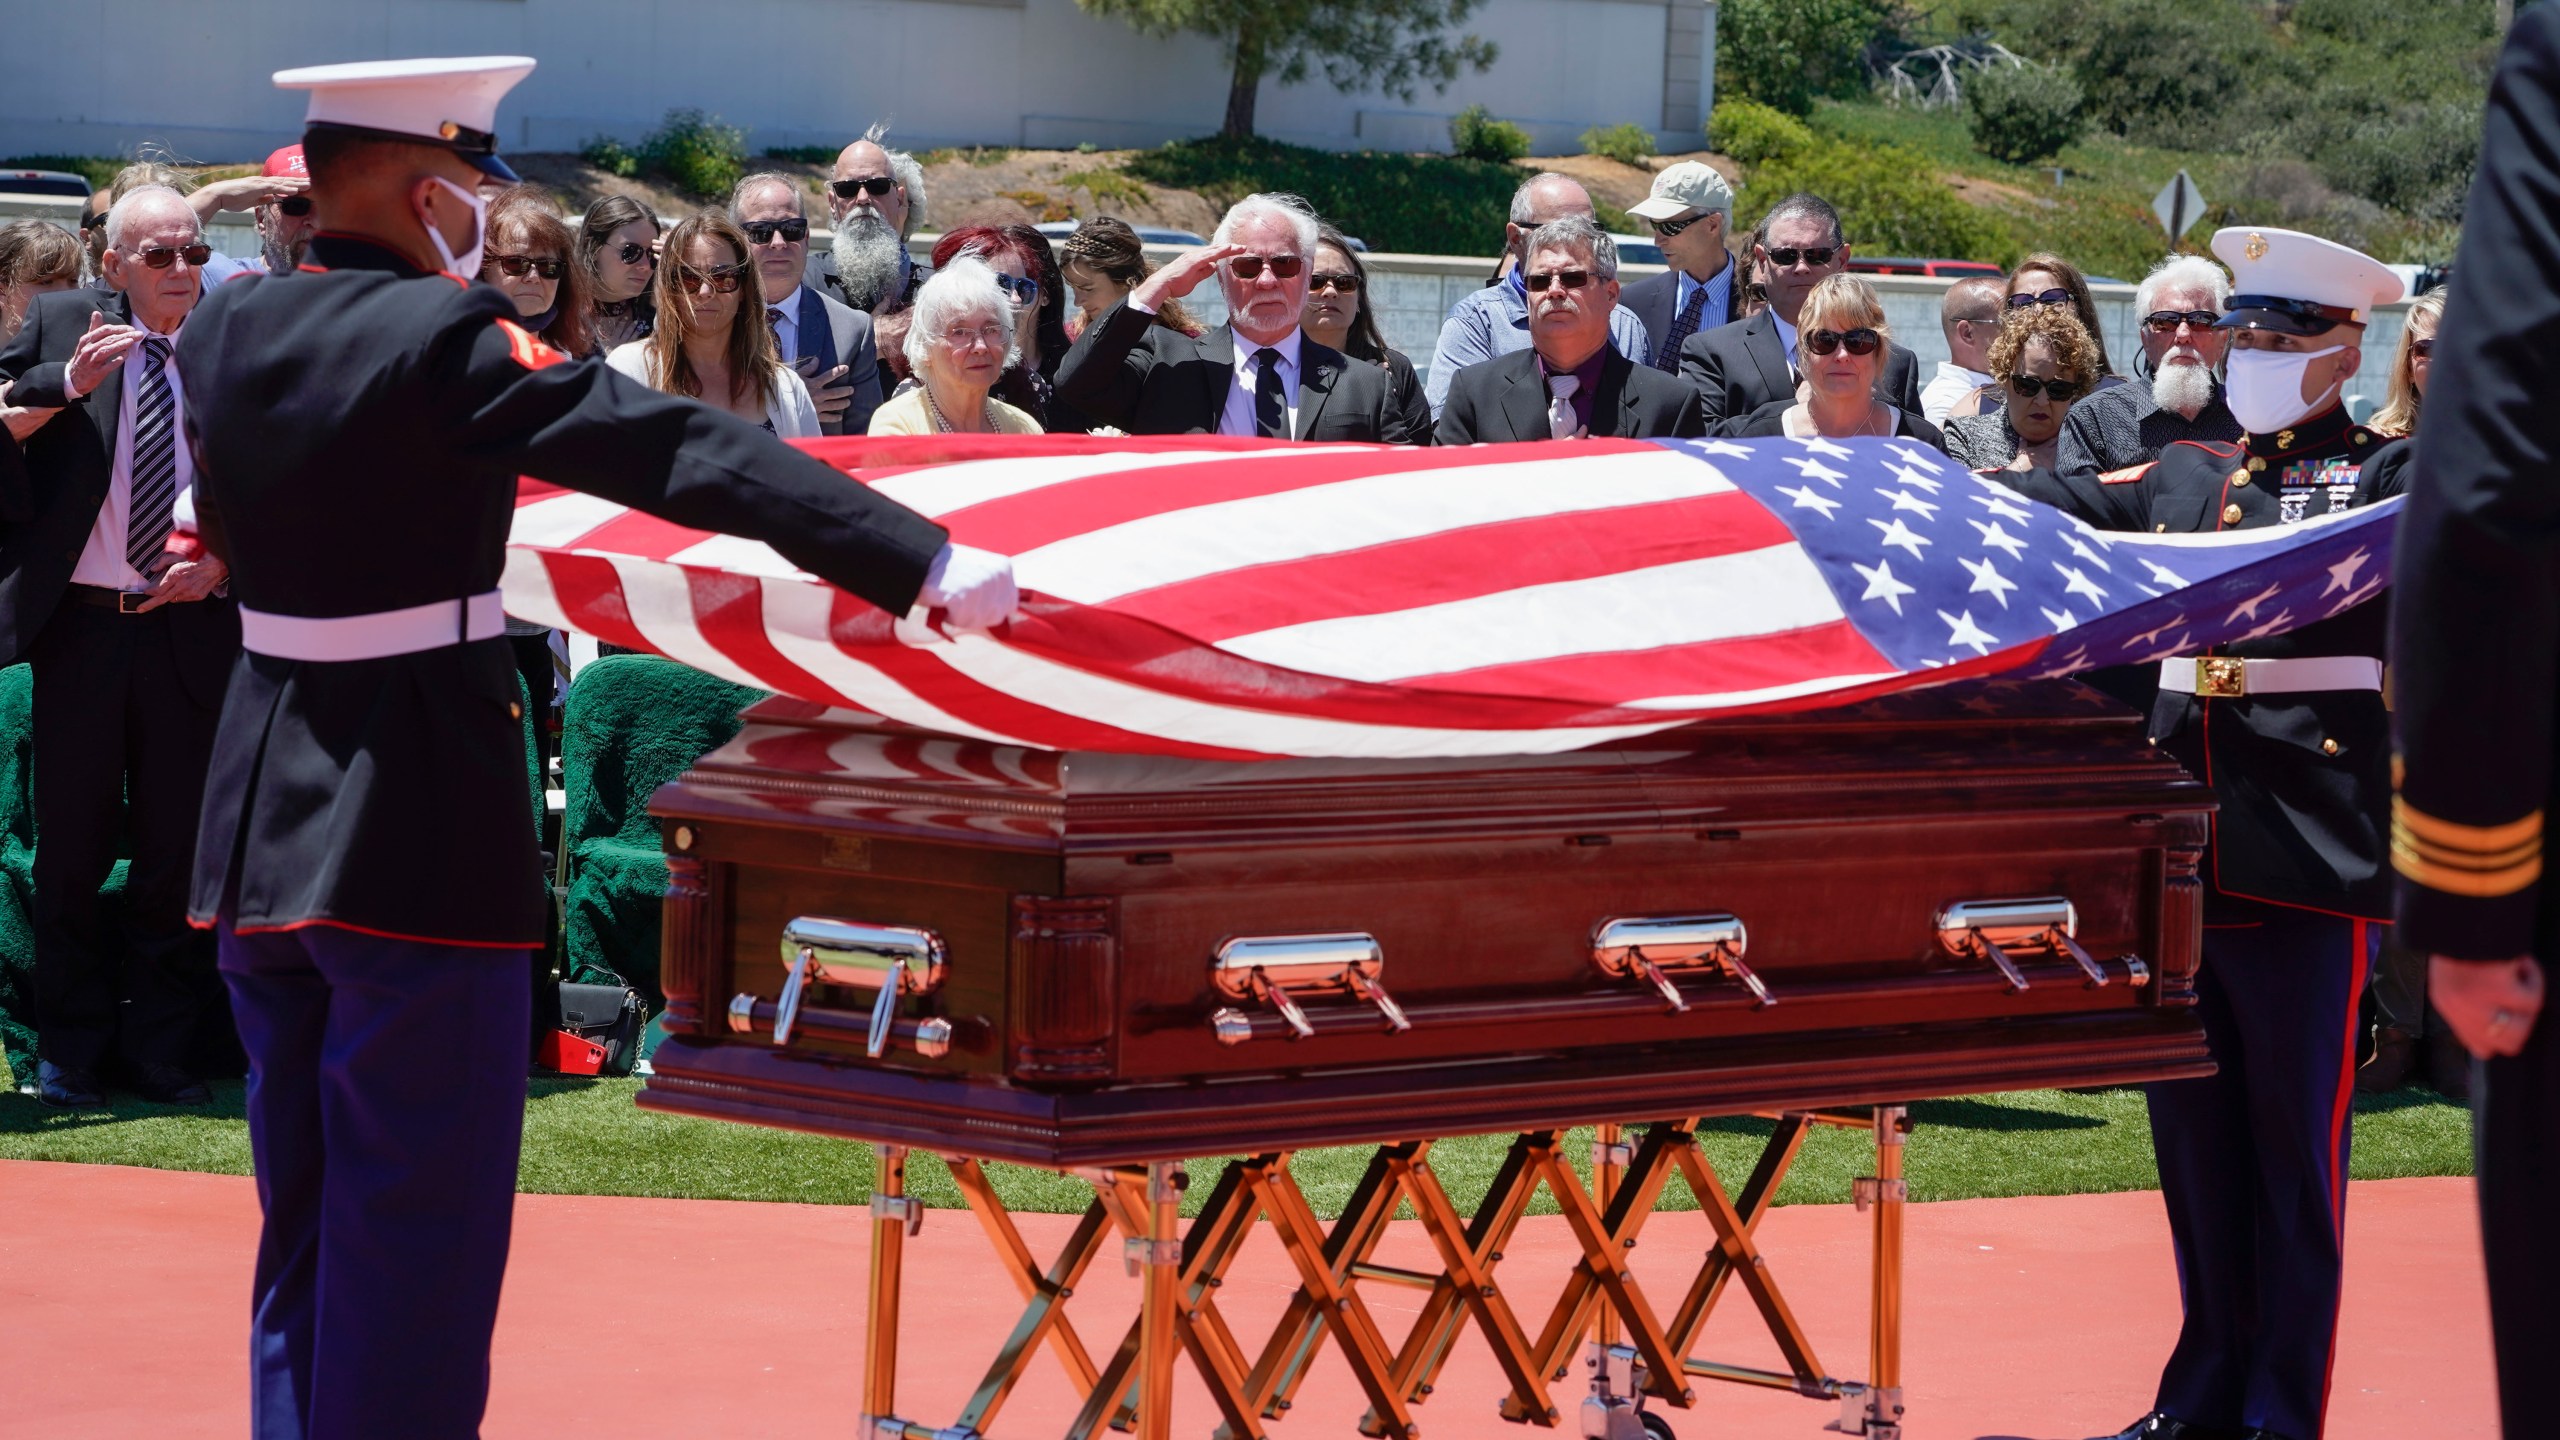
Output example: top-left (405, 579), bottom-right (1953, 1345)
top-left (66, 314), bottom-right (142, 400)
top-left (190, 174), bottom-right (309, 217)
top-left (2431, 953), bottom-right (2546, 1059)
top-left (1132, 243), bottom-right (1246, 312)
top-left (135, 554), bottom-right (228, 611)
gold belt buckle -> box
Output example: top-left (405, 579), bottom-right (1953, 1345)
top-left (2196, 657), bottom-right (2247, 698)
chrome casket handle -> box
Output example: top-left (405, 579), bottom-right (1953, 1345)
top-left (1936, 897), bottom-right (2112, 991)
top-left (761, 917), bottom-right (949, 1056)
top-left (1590, 913), bottom-right (1770, 1011)
top-left (1208, 932), bottom-right (1408, 1044)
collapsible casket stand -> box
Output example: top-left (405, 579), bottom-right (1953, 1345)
top-left (856, 1108), bottom-right (1911, 1440)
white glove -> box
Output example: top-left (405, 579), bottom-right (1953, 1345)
top-left (918, 543), bottom-right (1020, 630)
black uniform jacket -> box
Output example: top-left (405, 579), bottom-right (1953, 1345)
top-left (2391, 3), bottom-right (2560, 962)
top-left (1435, 345), bottom-right (1705, 444)
top-left (0, 287), bottom-right (240, 703)
top-left (2005, 403), bottom-right (2399, 919)
top-left (1054, 300), bottom-right (1424, 443)
top-left (179, 235), bottom-right (950, 946)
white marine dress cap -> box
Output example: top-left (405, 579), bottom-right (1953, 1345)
top-left (273, 56), bottom-right (537, 182)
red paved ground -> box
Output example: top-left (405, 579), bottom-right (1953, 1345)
top-left (1, 1160), bottom-right (2495, 1439)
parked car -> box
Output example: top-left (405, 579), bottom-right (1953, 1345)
top-left (1847, 256), bottom-right (2004, 279)
top-left (1032, 220), bottom-right (1206, 247)
top-left (1611, 234), bottom-right (1665, 267)
top-left (0, 168), bottom-right (91, 200)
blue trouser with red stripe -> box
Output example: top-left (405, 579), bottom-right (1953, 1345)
top-left (219, 923), bottom-right (531, 1440)
top-left (2147, 901), bottom-right (2372, 1440)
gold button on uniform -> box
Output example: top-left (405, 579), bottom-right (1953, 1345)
top-left (2230, 470), bottom-right (2250, 487)
top-left (509, 702), bottom-right (524, 719)
top-left (2321, 738), bottom-right (2341, 756)
top-left (2248, 457), bottom-right (2267, 472)
top-left (2222, 503), bottom-right (2244, 525)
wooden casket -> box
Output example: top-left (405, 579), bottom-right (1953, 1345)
top-left (638, 677), bottom-right (2213, 1165)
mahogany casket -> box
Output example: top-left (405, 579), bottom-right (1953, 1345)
top-left (639, 679), bottom-right (2214, 1165)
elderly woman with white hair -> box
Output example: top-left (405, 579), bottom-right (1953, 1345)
top-left (866, 257), bottom-right (1045, 435)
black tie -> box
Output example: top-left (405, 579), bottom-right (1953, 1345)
top-left (1657, 282), bottom-right (1708, 372)
top-left (126, 336), bottom-right (177, 575)
top-left (1252, 347), bottom-right (1287, 439)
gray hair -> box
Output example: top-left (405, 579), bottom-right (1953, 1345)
top-left (1521, 214), bottom-right (1618, 282)
top-left (1509, 172), bottom-right (1584, 226)
top-left (1213, 192), bottom-right (1319, 255)
top-left (903, 254), bottom-right (1019, 373)
top-left (1758, 192), bottom-right (1845, 249)
top-left (726, 172), bottom-right (806, 225)
top-left (861, 122), bottom-right (929, 238)
top-left (104, 184), bottom-right (197, 251)
top-left (2135, 253), bottom-right (2231, 317)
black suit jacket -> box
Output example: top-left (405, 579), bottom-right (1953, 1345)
top-left (1678, 310), bottom-right (1922, 434)
top-left (1620, 264), bottom-right (1743, 371)
top-left (0, 287), bottom-right (238, 704)
top-left (788, 283), bottom-right (883, 435)
top-left (1436, 346), bottom-right (1705, 444)
top-left (1055, 300), bottom-right (1422, 443)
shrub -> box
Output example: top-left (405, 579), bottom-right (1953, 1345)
top-left (2309, 99), bottom-right (2483, 223)
top-left (1062, 166), bottom-right (1151, 209)
top-left (579, 136), bottom-right (639, 178)
top-left (1708, 100), bottom-right (1813, 164)
top-left (1963, 61), bottom-right (2085, 164)
top-left (759, 145), bottom-right (837, 164)
top-left (1126, 133), bottom-right (1519, 254)
top-left (1580, 123), bottom-right (1656, 167)
top-left (2062, 0), bottom-right (2269, 150)
top-left (1741, 133), bottom-right (2002, 262)
top-left (1716, 0), bottom-right (1904, 116)
top-left (1449, 104), bottom-right (1531, 162)
top-left (637, 108), bottom-right (749, 200)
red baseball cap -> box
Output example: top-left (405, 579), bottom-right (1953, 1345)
top-left (262, 144), bottom-right (307, 178)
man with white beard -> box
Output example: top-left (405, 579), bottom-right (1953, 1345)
top-left (804, 123), bottom-right (933, 315)
top-left (2056, 253), bottom-right (2241, 477)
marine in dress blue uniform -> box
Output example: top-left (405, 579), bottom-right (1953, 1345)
top-left (2388, 10), bottom-right (2560, 1436)
top-left (2004, 228), bottom-right (2405, 1440)
top-left (177, 57), bottom-right (1011, 1439)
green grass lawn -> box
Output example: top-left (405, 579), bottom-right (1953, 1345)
top-left (0, 1077), bottom-right (2471, 1220)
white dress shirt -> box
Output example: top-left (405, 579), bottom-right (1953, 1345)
top-left (1773, 312), bottom-right (1800, 373)
top-left (1920, 360), bottom-right (1996, 427)
top-left (72, 313), bottom-right (196, 591)
top-left (1219, 327), bottom-right (1304, 439)
top-left (765, 285), bottom-right (806, 363)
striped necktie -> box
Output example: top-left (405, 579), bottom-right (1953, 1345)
top-left (125, 336), bottom-right (177, 575)
top-left (1656, 281), bottom-right (1708, 372)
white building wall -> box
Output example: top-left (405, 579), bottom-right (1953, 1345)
top-left (0, 0), bottom-right (1713, 162)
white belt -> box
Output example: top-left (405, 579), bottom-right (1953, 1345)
top-left (2159, 655), bottom-right (2384, 698)
top-left (241, 590), bottom-right (506, 662)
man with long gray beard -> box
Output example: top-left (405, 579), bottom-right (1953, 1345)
top-left (2057, 252), bottom-right (2242, 477)
top-left (804, 124), bottom-right (932, 314)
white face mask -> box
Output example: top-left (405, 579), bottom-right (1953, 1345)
top-left (2224, 342), bottom-right (2345, 435)
top-left (416, 176), bottom-right (488, 278)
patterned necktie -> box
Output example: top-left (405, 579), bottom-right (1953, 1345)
top-left (1656, 282), bottom-right (1709, 372)
top-left (125, 336), bottom-right (177, 575)
top-left (767, 307), bottom-right (790, 359)
top-left (1252, 348), bottom-right (1287, 439)
top-left (1547, 373), bottom-right (1581, 439)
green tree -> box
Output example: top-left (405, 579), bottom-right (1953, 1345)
top-left (1078, 0), bottom-right (1497, 139)
top-left (1716, 0), bottom-right (1902, 116)
top-left (1963, 61), bottom-right (2085, 164)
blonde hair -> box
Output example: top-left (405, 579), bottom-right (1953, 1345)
top-left (2368, 291), bottom-right (2443, 439)
top-left (1798, 273), bottom-right (1890, 341)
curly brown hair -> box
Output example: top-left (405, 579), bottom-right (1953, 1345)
top-left (1988, 303), bottom-right (2102, 389)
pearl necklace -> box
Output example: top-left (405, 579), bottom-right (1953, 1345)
top-left (923, 386), bottom-right (998, 434)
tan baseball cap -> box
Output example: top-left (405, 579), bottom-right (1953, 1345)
top-left (1627, 161), bottom-right (1735, 222)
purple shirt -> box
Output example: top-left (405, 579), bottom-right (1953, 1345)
top-left (1538, 344), bottom-right (1611, 434)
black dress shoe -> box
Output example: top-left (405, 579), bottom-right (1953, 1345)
top-left (129, 1062), bottom-right (210, 1105)
top-left (2095, 1414), bottom-right (2242, 1440)
top-left (36, 1061), bottom-right (105, 1108)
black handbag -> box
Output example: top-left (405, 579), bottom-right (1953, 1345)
top-left (555, 982), bottom-right (648, 1077)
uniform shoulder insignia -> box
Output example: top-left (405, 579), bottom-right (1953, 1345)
top-left (493, 316), bottom-right (567, 371)
top-left (2099, 463), bottom-right (2153, 485)
top-left (2169, 439), bottom-right (2244, 458)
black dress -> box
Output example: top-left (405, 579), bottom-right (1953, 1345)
top-left (1730, 398), bottom-right (1948, 452)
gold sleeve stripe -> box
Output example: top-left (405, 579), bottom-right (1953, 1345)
top-left (2393, 844), bottom-right (2543, 897)
top-left (2391, 825), bottom-right (2542, 871)
top-left (2390, 799), bottom-right (2543, 854)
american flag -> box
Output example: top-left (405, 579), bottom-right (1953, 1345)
top-left (502, 434), bottom-right (2398, 760)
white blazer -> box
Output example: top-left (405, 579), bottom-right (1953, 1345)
top-left (604, 341), bottom-right (821, 438)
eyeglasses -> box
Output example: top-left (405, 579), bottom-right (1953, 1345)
top-left (992, 273), bottom-right (1041, 306)
top-left (612, 241), bottom-right (655, 267)
top-left (484, 253), bottom-right (565, 281)
top-left (742, 218), bottom-right (808, 245)
top-left (277, 196), bottom-right (314, 218)
top-left (2410, 338), bottom-right (2435, 358)
top-left (1523, 269), bottom-right (1593, 292)
top-left (2008, 375), bottom-right (2085, 401)
top-left (128, 242), bottom-right (212, 270)
top-left (2141, 309), bottom-right (2218, 333)
top-left (829, 176), bottom-right (897, 200)
top-left (1763, 246), bottom-right (1837, 269)
top-left (943, 322), bottom-right (1010, 352)
top-left (1307, 272), bottom-right (1361, 295)
top-left (2009, 288), bottom-right (2073, 310)
top-left (676, 262), bottom-right (749, 295)
top-left (1227, 254), bottom-right (1304, 281)
top-left (1803, 327), bottom-right (1881, 357)
top-left (1650, 213), bottom-right (1707, 238)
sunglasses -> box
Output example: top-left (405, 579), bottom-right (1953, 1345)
top-left (2141, 309), bottom-right (2219, 333)
top-left (2009, 288), bottom-right (2073, 309)
top-left (2410, 338), bottom-right (2434, 358)
top-left (829, 176), bottom-right (897, 200)
top-left (484, 253), bottom-right (565, 280)
top-left (1650, 213), bottom-right (1707, 238)
top-left (992, 273), bottom-right (1041, 306)
top-left (129, 242), bottom-right (212, 270)
top-left (1227, 254), bottom-right (1304, 281)
top-left (79, 211), bottom-right (108, 231)
top-left (612, 241), bottom-right (655, 267)
top-left (2008, 375), bottom-right (2085, 401)
top-left (274, 195), bottom-right (314, 218)
top-left (1524, 269), bottom-right (1594, 292)
top-left (742, 218), bottom-right (808, 245)
top-left (676, 262), bottom-right (749, 295)
top-left (1307, 271), bottom-right (1361, 295)
top-left (1764, 246), bottom-right (1837, 269)
top-left (1803, 327), bottom-right (1881, 357)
